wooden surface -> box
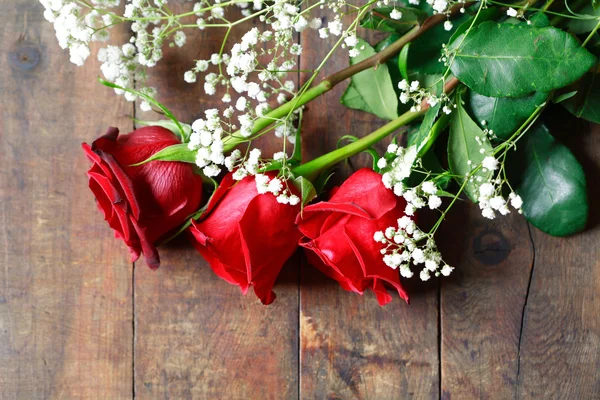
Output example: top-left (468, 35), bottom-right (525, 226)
top-left (1, 2), bottom-right (599, 399)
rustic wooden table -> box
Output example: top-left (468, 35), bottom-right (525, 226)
top-left (2, 2), bottom-right (600, 399)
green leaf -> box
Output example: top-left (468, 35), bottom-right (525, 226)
top-left (469, 91), bottom-right (549, 140)
top-left (408, 103), bottom-right (442, 155)
top-left (290, 109), bottom-right (303, 165)
top-left (375, 34), bottom-right (413, 115)
top-left (398, 42), bottom-right (410, 81)
top-left (346, 38), bottom-right (399, 120)
top-left (293, 176), bottom-right (317, 206)
top-left (360, 7), bottom-right (427, 33)
top-left (132, 143), bottom-right (196, 166)
top-left (563, 72), bottom-right (600, 123)
top-left (448, 7), bottom-right (500, 44)
top-left (341, 83), bottom-right (374, 114)
top-left (450, 22), bottom-right (597, 97)
top-left (99, 78), bottom-right (188, 141)
top-left (135, 119), bottom-right (192, 140)
top-left (408, 12), bottom-right (471, 75)
top-left (565, 5), bottom-right (600, 34)
top-left (448, 90), bottom-right (493, 201)
top-left (552, 90), bottom-right (578, 104)
top-left (509, 123), bottom-right (588, 236)
top-left (528, 12), bottom-right (550, 28)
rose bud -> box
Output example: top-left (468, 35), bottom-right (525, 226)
top-left (82, 126), bottom-right (203, 269)
top-left (189, 172), bottom-right (301, 305)
top-left (296, 168), bottom-right (410, 305)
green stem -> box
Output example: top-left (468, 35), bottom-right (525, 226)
top-left (222, 3), bottom-right (470, 150)
top-left (583, 20), bottom-right (600, 47)
top-left (223, 82), bottom-right (331, 150)
top-left (291, 110), bottom-right (423, 181)
top-left (291, 77), bottom-right (460, 181)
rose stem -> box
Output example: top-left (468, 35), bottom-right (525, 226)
top-left (292, 78), bottom-right (460, 181)
top-left (222, 3), bottom-right (472, 150)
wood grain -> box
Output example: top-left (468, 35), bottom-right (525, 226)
top-left (299, 23), bottom-right (440, 400)
top-left (515, 120), bottom-right (600, 399)
top-left (0, 1), bottom-right (133, 398)
top-left (438, 204), bottom-right (534, 399)
top-left (131, 6), bottom-right (299, 399)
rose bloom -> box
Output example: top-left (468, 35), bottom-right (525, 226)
top-left (82, 126), bottom-right (203, 269)
top-left (189, 172), bottom-right (301, 305)
top-left (296, 168), bottom-right (410, 305)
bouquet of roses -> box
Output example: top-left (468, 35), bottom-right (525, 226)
top-left (42, 0), bottom-right (598, 305)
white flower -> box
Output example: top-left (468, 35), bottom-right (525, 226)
top-left (390, 9), bottom-right (403, 20)
top-left (428, 195), bottom-right (442, 210)
top-left (289, 195), bottom-right (300, 206)
top-left (479, 182), bottom-right (495, 198)
top-left (309, 18), bottom-right (322, 30)
top-left (444, 21), bottom-right (453, 31)
top-left (511, 194), bottom-right (523, 209)
top-left (400, 266), bottom-right (414, 278)
top-left (482, 207), bottom-right (495, 220)
top-left (268, 178), bottom-right (283, 194)
top-left (412, 248), bottom-right (425, 264)
top-left (203, 164), bottom-right (221, 177)
top-left (184, 71), bottom-right (196, 83)
top-left (344, 34), bottom-right (358, 47)
top-left (489, 196), bottom-right (506, 210)
top-left (387, 144), bottom-right (398, 154)
top-left (482, 156), bottom-right (499, 171)
top-left (235, 97), bottom-right (247, 111)
top-left (393, 183), bottom-right (405, 197)
top-left (328, 20), bottom-right (343, 36)
top-left (420, 269), bottom-right (431, 281)
top-left (441, 264), bottom-right (454, 276)
top-left (174, 31), bottom-right (186, 47)
top-left (425, 259), bottom-right (438, 272)
top-left (374, 231), bottom-right (385, 243)
top-left (507, 7), bottom-right (518, 17)
top-left (377, 158), bottom-right (387, 169)
top-left (421, 181), bottom-right (437, 195)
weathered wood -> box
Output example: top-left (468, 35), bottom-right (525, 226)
top-left (299, 25), bottom-right (440, 399)
top-left (0, 1), bottom-right (133, 398)
top-left (515, 122), bottom-right (600, 399)
top-left (132, 6), bottom-right (299, 398)
top-left (438, 204), bottom-right (534, 399)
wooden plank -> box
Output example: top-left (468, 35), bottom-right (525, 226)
top-left (0, 2), bottom-right (133, 398)
top-left (438, 205), bottom-right (534, 399)
top-left (132, 6), bottom-right (299, 398)
top-left (299, 26), bottom-right (440, 399)
top-left (515, 122), bottom-right (600, 399)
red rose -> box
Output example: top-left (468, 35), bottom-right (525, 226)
top-left (82, 126), bottom-right (203, 269)
top-left (296, 168), bottom-right (409, 305)
top-left (189, 172), bottom-right (301, 305)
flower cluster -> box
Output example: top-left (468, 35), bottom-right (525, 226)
top-left (188, 108), bottom-right (228, 177)
top-left (398, 79), bottom-right (455, 114)
top-left (41, 0), bottom-right (112, 66)
top-left (375, 216), bottom-right (454, 281)
top-left (230, 149), bottom-right (300, 205)
top-left (476, 155), bottom-right (524, 220)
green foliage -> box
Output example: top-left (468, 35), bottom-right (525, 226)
top-left (448, 90), bottom-right (493, 201)
top-left (565, 4), bottom-right (600, 34)
top-left (360, 7), bottom-right (427, 33)
top-left (408, 12), bottom-right (470, 75)
top-left (341, 38), bottom-right (399, 120)
top-left (450, 22), bottom-right (596, 97)
top-left (563, 72), bottom-right (600, 123)
top-left (509, 123), bottom-right (588, 236)
top-left (132, 143), bottom-right (196, 166)
top-left (469, 91), bottom-right (549, 140)
top-left (293, 176), bottom-right (317, 206)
